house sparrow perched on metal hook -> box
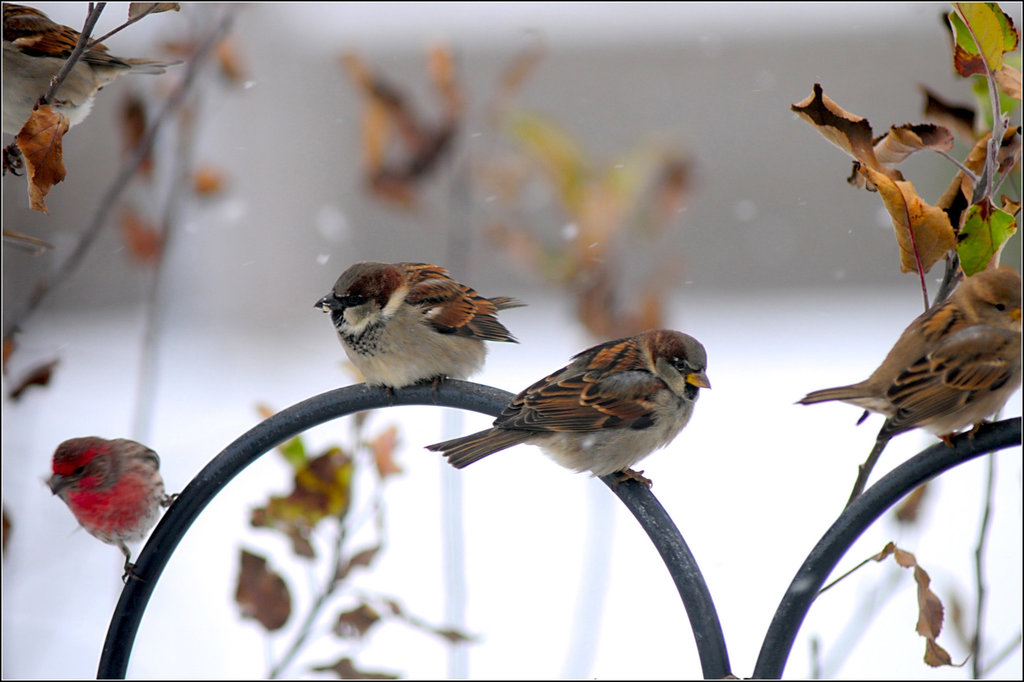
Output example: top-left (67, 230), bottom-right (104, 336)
top-left (426, 329), bottom-right (710, 486)
top-left (48, 436), bottom-right (176, 580)
top-left (2, 3), bottom-right (181, 136)
top-left (316, 261), bottom-right (524, 388)
top-left (798, 266), bottom-right (1022, 505)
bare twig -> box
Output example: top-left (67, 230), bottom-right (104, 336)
top-left (970, 452), bottom-right (996, 678)
top-left (40, 3), bottom-right (106, 106)
top-left (87, 4), bottom-right (164, 48)
top-left (1, 9), bottom-right (235, 345)
top-left (267, 416), bottom-right (391, 679)
top-left (981, 631), bottom-right (1023, 677)
top-left (934, 149), bottom-right (978, 181)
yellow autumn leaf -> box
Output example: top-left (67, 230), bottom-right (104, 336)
top-left (859, 165), bottom-right (956, 274)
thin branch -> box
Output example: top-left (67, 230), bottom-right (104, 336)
top-left (980, 631), bottom-right (1023, 677)
top-left (86, 4), bottom-right (162, 48)
top-left (970, 452), bottom-right (997, 678)
top-left (40, 3), bottom-right (106, 106)
top-left (1, 8), bottom-right (235, 345)
top-left (267, 516), bottom-right (351, 679)
top-left (955, 4), bottom-right (1005, 204)
top-left (935, 149), bottom-right (979, 181)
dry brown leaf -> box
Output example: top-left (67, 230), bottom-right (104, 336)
top-left (120, 95), bottom-right (152, 178)
top-left (894, 483), bottom-right (929, 524)
top-left (235, 549), bottom-right (291, 631)
top-left (369, 425), bottom-right (402, 478)
top-left (336, 545), bottom-right (381, 582)
top-left (870, 543), bottom-right (964, 669)
top-left (16, 106), bottom-right (69, 214)
top-left (334, 603), bottom-right (381, 639)
top-left (996, 64), bottom-right (1022, 100)
top-left (193, 165), bottom-right (226, 196)
top-left (120, 208), bottom-right (164, 263)
top-left (859, 165), bottom-right (956, 274)
top-left (216, 37), bottom-right (249, 84)
top-left (920, 86), bottom-right (976, 140)
top-left (2, 507), bottom-right (10, 555)
top-left (128, 3), bottom-right (180, 20)
top-left (310, 657), bottom-right (398, 680)
top-left (873, 124), bottom-right (955, 166)
top-left (791, 83), bottom-right (888, 176)
top-left (1, 338), bottom-right (15, 375)
top-left (7, 358), bottom-right (59, 401)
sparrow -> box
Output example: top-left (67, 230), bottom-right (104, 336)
top-left (48, 436), bottom-right (175, 580)
top-left (425, 329), bottom-right (710, 485)
top-left (798, 266), bottom-right (1022, 504)
top-left (2, 3), bottom-right (181, 136)
top-left (315, 261), bottom-right (523, 388)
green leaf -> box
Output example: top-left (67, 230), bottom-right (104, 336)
top-left (503, 109), bottom-right (588, 212)
top-left (949, 3), bottom-right (1020, 77)
top-left (957, 200), bottom-right (1018, 275)
top-left (277, 435), bottom-right (307, 468)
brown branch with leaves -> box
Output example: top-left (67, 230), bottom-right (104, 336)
top-left (237, 405), bottom-right (473, 680)
top-left (792, 2), bottom-right (1021, 675)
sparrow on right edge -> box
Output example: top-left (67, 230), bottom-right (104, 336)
top-left (798, 266), bottom-right (1022, 505)
top-left (425, 329), bottom-right (710, 486)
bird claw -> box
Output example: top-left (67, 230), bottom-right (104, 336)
top-left (121, 560), bottom-right (145, 583)
top-left (613, 468), bottom-right (653, 488)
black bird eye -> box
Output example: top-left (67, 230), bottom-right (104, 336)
top-left (340, 294), bottom-right (367, 307)
top-left (995, 303), bottom-right (1006, 311)
top-left (72, 466), bottom-right (86, 477)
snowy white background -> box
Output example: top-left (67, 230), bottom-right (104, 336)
top-left (3, 2), bottom-right (1022, 680)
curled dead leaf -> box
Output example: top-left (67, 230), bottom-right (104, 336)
top-left (791, 83), bottom-right (887, 176)
top-left (921, 86), bottom-right (976, 140)
top-left (870, 543), bottom-right (966, 669)
top-left (7, 358), bottom-right (59, 401)
top-left (873, 124), bottom-right (955, 166)
top-left (16, 106), bottom-right (69, 214)
top-left (128, 3), bottom-right (180, 20)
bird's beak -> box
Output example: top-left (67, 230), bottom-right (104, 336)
top-left (1011, 307), bottom-right (1022, 323)
top-left (47, 474), bottom-right (69, 495)
top-left (686, 371), bottom-right (711, 389)
top-left (315, 295), bottom-right (335, 312)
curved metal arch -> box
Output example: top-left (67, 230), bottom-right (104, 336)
top-left (97, 380), bottom-right (732, 679)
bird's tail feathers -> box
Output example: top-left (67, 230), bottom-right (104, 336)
top-left (425, 429), bottom-right (531, 469)
top-left (797, 384), bottom-right (871, 406)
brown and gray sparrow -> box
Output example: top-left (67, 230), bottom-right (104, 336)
top-left (2, 3), bottom-right (181, 136)
top-left (799, 266), bottom-right (1022, 504)
top-left (315, 261), bottom-right (523, 388)
top-left (425, 329), bottom-right (710, 485)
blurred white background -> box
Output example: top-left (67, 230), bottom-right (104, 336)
top-left (2, 2), bottom-right (1021, 680)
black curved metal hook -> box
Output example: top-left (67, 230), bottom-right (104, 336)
top-left (753, 417), bottom-right (1022, 678)
top-left (97, 380), bottom-right (731, 679)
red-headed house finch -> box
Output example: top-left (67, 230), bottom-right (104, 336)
top-left (48, 436), bottom-right (174, 579)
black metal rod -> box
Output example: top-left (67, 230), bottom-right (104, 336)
top-left (601, 474), bottom-right (732, 677)
top-left (752, 417), bottom-right (1022, 679)
top-left (97, 380), bottom-right (730, 679)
